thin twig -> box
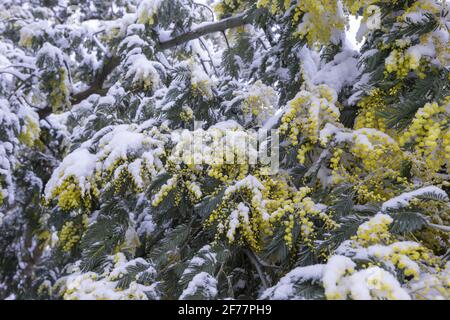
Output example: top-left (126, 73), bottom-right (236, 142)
top-left (244, 248), bottom-right (269, 289)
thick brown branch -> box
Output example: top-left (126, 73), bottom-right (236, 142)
top-left (159, 12), bottom-right (253, 50)
top-left (70, 55), bottom-right (121, 105)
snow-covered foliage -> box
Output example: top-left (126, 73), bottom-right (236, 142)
top-left (55, 253), bottom-right (159, 300)
top-left (0, 0), bottom-right (449, 301)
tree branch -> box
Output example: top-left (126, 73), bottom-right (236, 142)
top-left (77, 13), bottom-right (253, 101)
top-left (37, 55), bottom-right (120, 119)
top-left (244, 248), bottom-right (269, 289)
top-left (37, 12), bottom-right (253, 118)
top-left (70, 55), bottom-right (121, 105)
top-left (428, 223), bottom-right (450, 233)
top-left (159, 11), bottom-right (253, 50)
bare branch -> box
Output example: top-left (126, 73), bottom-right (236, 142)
top-left (159, 12), bottom-right (253, 50)
top-left (0, 70), bottom-right (27, 81)
top-left (428, 223), bottom-right (450, 233)
top-left (70, 55), bottom-right (121, 105)
top-left (244, 248), bottom-right (269, 288)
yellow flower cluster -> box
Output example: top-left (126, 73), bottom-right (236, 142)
top-left (294, 0), bottom-right (346, 45)
top-left (324, 255), bottom-right (449, 300)
top-left (257, 0), bottom-right (347, 45)
top-left (50, 176), bottom-right (99, 212)
top-left (385, 48), bottom-right (423, 79)
top-left (48, 139), bottom-right (165, 213)
top-left (325, 127), bottom-right (408, 203)
top-left (18, 115), bottom-right (41, 147)
top-left (260, 174), bottom-right (293, 213)
top-left (388, 244), bottom-right (428, 280)
top-left (191, 80), bottom-right (213, 99)
top-left (353, 213), bottom-right (393, 246)
top-left (189, 59), bottom-right (215, 99)
top-left (214, 0), bottom-right (247, 17)
top-left (207, 176), bottom-right (270, 251)
top-left (243, 97), bottom-right (265, 117)
top-left (204, 172), bottom-right (334, 251)
top-left (324, 264), bottom-right (410, 300)
top-left (59, 221), bottom-right (81, 252)
top-left (239, 80), bottom-right (277, 123)
top-left (409, 262), bottom-right (450, 300)
top-left (346, 2), bottom-right (449, 199)
top-left (325, 255), bottom-right (414, 300)
top-left (256, 0), bottom-right (291, 15)
top-left (103, 159), bottom-right (146, 195)
top-left (151, 160), bottom-right (239, 208)
top-left (208, 163), bottom-right (250, 183)
top-left (168, 124), bottom-right (259, 183)
top-left (355, 88), bottom-right (391, 132)
top-left (268, 186), bottom-right (337, 248)
top-left (399, 100), bottom-right (450, 174)
top-left (280, 85), bottom-right (339, 164)
top-left (151, 175), bottom-right (179, 206)
top-left (382, 1), bottom-right (449, 79)
top-left (186, 180), bottom-right (202, 202)
top-left (180, 106), bottom-right (194, 122)
top-left (329, 148), bottom-right (343, 184)
top-left (350, 214), bottom-right (445, 286)
top-left (324, 231), bottom-right (450, 300)
top-left (352, 131), bottom-right (398, 172)
top-left (48, 68), bottom-right (70, 113)
top-left (365, 271), bottom-right (406, 299)
top-left (136, 0), bottom-right (160, 25)
top-left (46, 126), bottom-right (168, 213)
top-left (423, 32), bottom-right (450, 68)
top-left (342, 0), bottom-right (379, 15)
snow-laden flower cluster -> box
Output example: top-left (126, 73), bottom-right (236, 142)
top-left (263, 202), bottom-right (450, 300)
top-left (57, 253), bottom-right (158, 300)
top-left (169, 120), bottom-right (260, 174)
top-left (323, 256), bottom-right (411, 300)
top-left (123, 51), bottom-right (163, 92)
top-left (179, 272), bottom-right (218, 300)
top-left (137, 0), bottom-right (163, 26)
top-left (232, 80), bottom-right (278, 124)
top-left (206, 174), bottom-right (333, 250)
top-left (257, 0), bottom-right (346, 45)
top-left (320, 123), bottom-right (409, 202)
top-left (189, 60), bottom-right (216, 99)
top-left (280, 84), bottom-right (339, 164)
top-left (45, 122), bottom-right (169, 211)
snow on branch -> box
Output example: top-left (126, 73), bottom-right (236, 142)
top-left (381, 186), bottom-right (449, 212)
top-left (159, 11), bottom-right (253, 50)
